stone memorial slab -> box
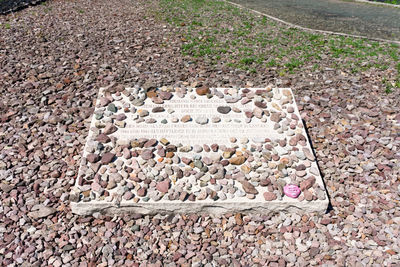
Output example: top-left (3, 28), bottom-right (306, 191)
top-left (70, 86), bottom-right (329, 215)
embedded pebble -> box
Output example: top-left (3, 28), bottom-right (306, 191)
top-left (152, 107), bottom-right (165, 113)
top-left (115, 121), bottom-right (126, 128)
top-left (158, 91), bottom-right (172, 100)
top-left (212, 116), bottom-right (221, 123)
top-left (217, 106), bottom-right (231, 114)
top-left (160, 138), bottom-right (170, 145)
top-left (193, 145), bottom-right (203, 153)
top-left (196, 86), bottom-right (210, 95)
top-left (156, 179), bottom-right (170, 193)
top-left (107, 103), bottom-right (118, 113)
top-left (240, 180), bottom-right (258, 195)
top-left (103, 123), bottom-right (118, 134)
top-left (195, 117), bottom-right (208, 125)
top-left (232, 107), bottom-right (241, 113)
top-left (101, 152), bottom-right (115, 164)
top-left (138, 109), bottom-right (149, 117)
top-left (141, 149), bottom-right (154, 160)
top-left (181, 115), bottom-right (191, 122)
top-left (115, 113), bottom-right (127, 121)
top-left (263, 192), bottom-right (277, 201)
top-left (87, 154), bottom-right (100, 163)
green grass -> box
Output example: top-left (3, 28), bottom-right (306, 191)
top-left (370, 0), bottom-right (400, 5)
top-left (153, 0), bottom-right (400, 93)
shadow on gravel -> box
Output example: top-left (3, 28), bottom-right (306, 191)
top-left (0, 0), bottom-right (47, 15)
top-left (302, 119), bottom-right (333, 214)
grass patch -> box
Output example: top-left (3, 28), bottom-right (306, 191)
top-left (153, 0), bottom-right (400, 92)
top-left (369, 0), bottom-right (400, 5)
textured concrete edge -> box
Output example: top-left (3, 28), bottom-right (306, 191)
top-left (71, 198), bottom-right (329, 216)
top-left (222, 0), bottom-right (400, 45)
top-left (355, 0), bottom-right (400, 9)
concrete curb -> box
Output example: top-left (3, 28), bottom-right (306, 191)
top-left (71, 198), bottom-right (329, 216)
top-left (222, 0), bottom-right (400, 45)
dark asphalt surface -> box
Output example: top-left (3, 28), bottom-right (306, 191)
top-left (0, 0), bottom-right (44, 14)
top-left (229, 0), bottom-right (400, 41)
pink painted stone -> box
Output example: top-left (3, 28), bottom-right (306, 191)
top-left (284, 184), bottom-right (301, 198)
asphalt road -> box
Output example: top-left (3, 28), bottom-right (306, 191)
top-left (0, 0), bottom-right (45, 14)
top-left (229, 0), bottom-right (400, 42)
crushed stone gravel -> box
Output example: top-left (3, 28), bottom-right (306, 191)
top-left (0, 0), bottom-right (399, 265)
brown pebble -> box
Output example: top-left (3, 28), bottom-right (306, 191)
top-left (181, 157), bottom-right (192, 165)
top-left (179, 191), bottom-right (188, 201)
top-left (147, 91), bottom-right (157, 98)
top-left (188, 193), bottom-right (196, 201)
top-left (181, 115), bottom-right (191, 123)
top-left (141, 149), bottom-right (154, 160)
top-left (151, 97), bottom-right (164, 104)
top-left (263, 192), bottom-right (277, 201)
top-left (241, 165), bottom-right (251, 174)
top-left (229, 156), bottom-right (246, 165)
top-left (300, 176), bottom-right (316, 191)
top-left (158, 91), bottom-right (172, 100)
top-left (260, 178), bottom-right (271, 186)
top-left (270, 113), bottom-right (281, 123)
top-left (152, 107), bottom-right (165, 113)
top-left (304, 189), bottom-right (313, 201)
top-left (240, 180), bottom-right (258, 194)
top-left (196, 86), bottom-right (210, 96)
top-left (203, 144), bottom-right (211, 152)
top-left (221, 160), bottom-right (229, 166)
top-left (144, 139), bottom-right (157, 148)
top-left (137, 187), bottom-right (147, 197)
top-left (159, 138), bottom-right (170, 145)
top-left (235, 213), bottom-right (243, 225)
top-left (156, 179), bottom-right (170, 193)
top-left (87, 153), bottom-right (100, 163)
top-left (103, 123), bottom-right (118, 134)
top-left (96, 133), bottom-right (111, 143)
top-left (101, 152), bottom-right (115, 164)
top-left (208, 190), bottom-right (218, 200)
top-left (254, 101), bottom-right (267, 108)
top-left (165, 145), bottom-right (177, 153)
top-left (211, 144), bottom-right (219, 152)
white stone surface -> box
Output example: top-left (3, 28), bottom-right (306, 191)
top-left (71, 87), bottom-right (329, 215)
top-left (118, 94), bottom-right (278, 146)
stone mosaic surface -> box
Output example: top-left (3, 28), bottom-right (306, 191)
top-left (70, 86), bottom-right (328, 215)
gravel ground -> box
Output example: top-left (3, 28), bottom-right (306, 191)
top-left (0, 0), bottom-right (399, 265)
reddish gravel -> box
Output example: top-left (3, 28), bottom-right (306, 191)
top-left (0, 0), bottom-right (399, 265)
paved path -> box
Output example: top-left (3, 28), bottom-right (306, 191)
top-left (229, 0), bottom-right (400, 42)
